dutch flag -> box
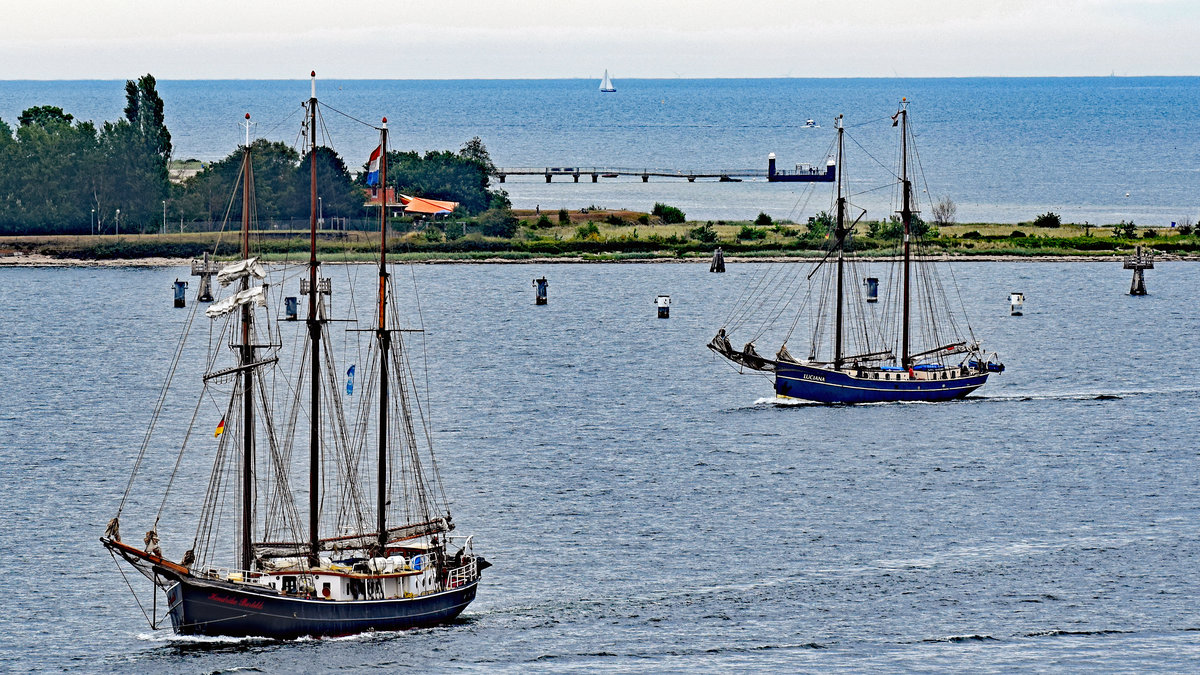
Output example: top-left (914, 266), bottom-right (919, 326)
top-left (365, 145), bottom-right (382, 186)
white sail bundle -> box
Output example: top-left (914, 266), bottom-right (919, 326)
top-left (217, 257), bottom-right (266, 287)
top-left (205, 285), bottom-right (267, 318)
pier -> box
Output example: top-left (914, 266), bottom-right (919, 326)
top-left (493, 157), bottom-right (835, 184)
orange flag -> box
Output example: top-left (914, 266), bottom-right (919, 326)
top-left (214, 416), bottom-right (226, 437)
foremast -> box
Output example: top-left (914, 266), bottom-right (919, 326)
top-left (238, 113), bottom-right (255, 571)
top-left (305, 71), bottom-right (323, 566)
top-left (375, 119), bottom-right (390, 554)
top-left (895, 99), bottom-right (913, 369)
top-left (832, 115), bottom-right (846, 370)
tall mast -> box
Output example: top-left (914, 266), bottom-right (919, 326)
top-left (898, 99), bottom-right (912, 369)
top-left (239, 113), bottom-right (255, 571)
top-left (376, 119), bottom-right (390, 553)
top-left (306, 71), bottom-right (322, 565)
top-left (833, 114), bottom-right (846, 370)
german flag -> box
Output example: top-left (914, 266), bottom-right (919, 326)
top-left (214, 416), bottom-right (226, 437)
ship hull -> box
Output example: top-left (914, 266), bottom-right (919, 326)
top-left (165, 575), bottom-right (478, 639)
top-left (774, 361), bottom-right (987, 404)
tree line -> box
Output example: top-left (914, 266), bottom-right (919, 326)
top-left (0, 76), bottom-right (509, 235)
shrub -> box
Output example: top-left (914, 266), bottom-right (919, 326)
top-left (688, 222), bottom-right (718, 243)
top-left (652, 202), bottom-right (686, 224)
top-left (575, 221), bottom-right (601, 240)
top-left (1010, 230), bottom-right (1027, 238)
top-left (478, 207), bottom-right (519, 237)
top-left (422, 225), bottom-right (443, 243)
top-left (604, 213), bottom-right (625, 226)
top-left (1114, 220), bottom-right (1136, 238)
top-left (535, 214), bottom-right (553, 229)
top-left (637, 214), bottom-right (649, 225)
top-left (1143, 228), bottom-right (1156, 238)
top-left (738, 225), bottom-right (768, 240)
top-left (1032, 211), bottom-right (1061, 228)
top-left (961, 230), bottom-right (983, 239)
top-left (755, 212), bottom-right (773, 226)
top-left (558, 208), bottom-right (570, 224)
top-left (806, 211), bottom-right (832, 238)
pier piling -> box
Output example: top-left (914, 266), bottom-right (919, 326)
top-left (710, 247), bottom-right (725, 273)
top-left (1123, 246), bottom-right (1154, 295)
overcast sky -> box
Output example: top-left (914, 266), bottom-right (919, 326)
top-left (2, 0), bottom-right (1196, 79)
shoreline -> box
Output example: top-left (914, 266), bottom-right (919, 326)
top-left (4, 252), bottom-right (1199, 267)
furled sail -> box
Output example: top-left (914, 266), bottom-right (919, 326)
top-left (254, 518), bottom-right (453, 558)
top-left (217, 257), bottom-right (266, 287)
top-left (205, 285), bottom-right (267, 318)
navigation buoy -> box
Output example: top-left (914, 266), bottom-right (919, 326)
top-left (533, 277), bottom-right (548, 305)
top-left (1009, 292), bottom-right (1024, 316)
top-left (656, 294), bottom-right (671, 318)
top-left (173, 279), bottom-right (188, 308)
top-left (864, 277), bottom-right (879, 303)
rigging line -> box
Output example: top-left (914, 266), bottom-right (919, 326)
top-left (208, 153), bottom-right (247, 259)
top-left (109, 551), bottom-right (159, 629)
top-left (258, 105), bottom-right (304, 140)
top-left (117, 269), bottom-right (205, 516)
top-left (846, 129), bottom-right (900, 180)
top-left (844, 114), bottom-right (893, 129)
top-left (846, 182), bottom-right (895, 199)
top-left (318, 101), bottom-right (383, 131)
top-left (153, 378), bottom-right (208, 528)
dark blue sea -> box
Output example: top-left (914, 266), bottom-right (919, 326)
top-left (3, 260), bottom-right (1200, 672)
top-left (1, 77), bottom-right (1198, 224)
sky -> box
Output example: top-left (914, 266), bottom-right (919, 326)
top-left (2, 0), bottom-right (1197, 79)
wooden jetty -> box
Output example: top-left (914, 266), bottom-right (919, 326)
top-left (493, 156), bottom-right (835, 184)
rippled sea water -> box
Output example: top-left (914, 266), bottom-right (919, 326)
top-left (2, 260), bottom-right (1199, 672)
top-left (1, 77), bottom-right (1198, 223)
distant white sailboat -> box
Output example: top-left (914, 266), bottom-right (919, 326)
top-left (599, 69), bottom-right (616, 93)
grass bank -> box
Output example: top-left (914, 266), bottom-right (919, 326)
top-left (3, 211), bottom-right (1198, 263)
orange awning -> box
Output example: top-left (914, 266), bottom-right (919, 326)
top-left (399, 194), bottom-right (458, 215)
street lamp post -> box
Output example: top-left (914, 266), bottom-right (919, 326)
top-left (91, 208), bottom-right (95, 236)
top-left (115, 209), bottom-right (120, 237)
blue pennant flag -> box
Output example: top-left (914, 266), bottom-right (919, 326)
top-left (346, 365), bottom-right (355, 396)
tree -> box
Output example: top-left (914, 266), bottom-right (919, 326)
top-left (755, 212), bottom-right (773, 226)
top-left (96, 74), bottom-right (173, 229)
top-left (175, 140), bottom-right (303, 224)
top-left (17, 106), bottom-right (74, 128)
top-left (931, 196), bottom-right (957, 227)
top-left (298, 146), bottom-right (362, 218)
top-left (459, 136), bottom-right (496, 176)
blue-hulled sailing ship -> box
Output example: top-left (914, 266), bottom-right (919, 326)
top-left (710, 102), bottom-right (1003, 404)
top-left (103, 73), bottom-right (487, 639)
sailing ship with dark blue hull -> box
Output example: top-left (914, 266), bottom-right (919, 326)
top-left (711, 103), bottom-right (1003, 404)
top-left (103, 74), bottom-right (486, 639)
